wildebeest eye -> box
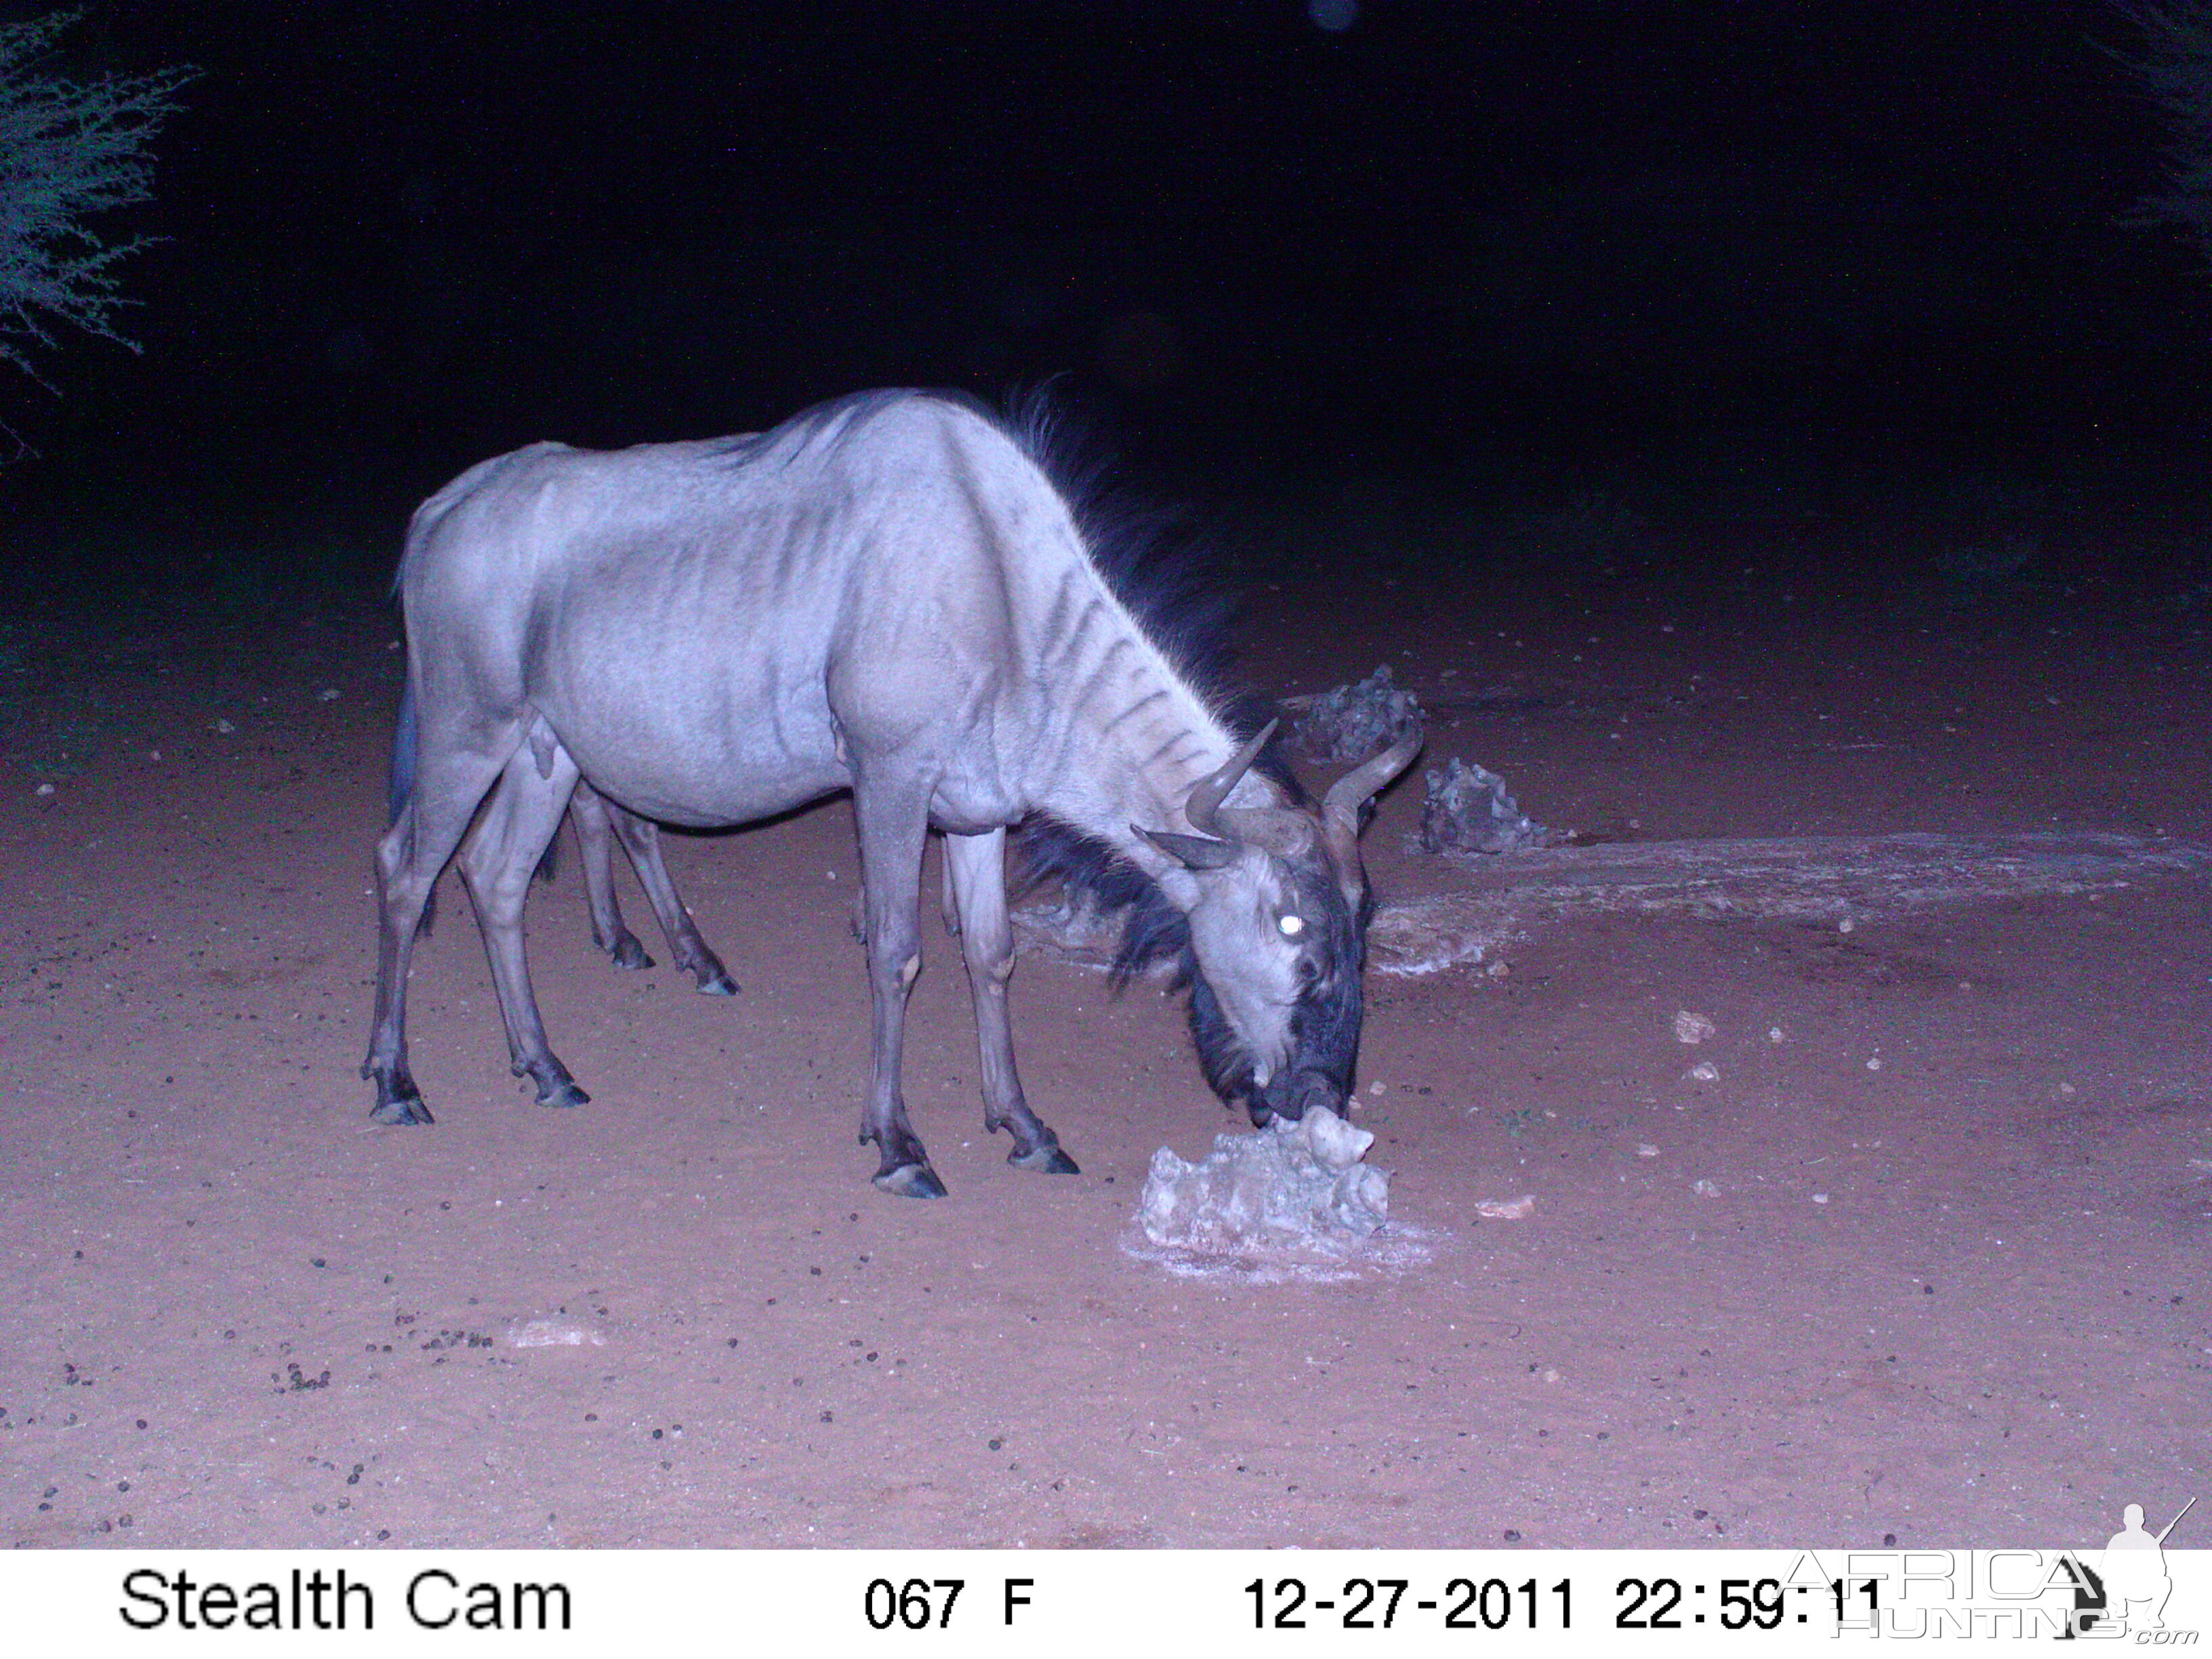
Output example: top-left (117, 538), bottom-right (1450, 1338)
top-left (1277, 914), bottom-right (1305, 937)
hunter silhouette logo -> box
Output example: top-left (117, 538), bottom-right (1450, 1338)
top-left (2091, 1496), bottom-right (2194, 1636)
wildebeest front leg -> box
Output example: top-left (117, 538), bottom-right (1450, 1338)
top-left (569, 781), bottom-right (655, 971)
top-left (851, 774), bottom-right (945, 1197)
top-left (944, 827), bottom-right (1078, 1174)
top-left (460, 746), bottom-right (591, 1108)
top-left (602, 799), bottom-right (739, 995)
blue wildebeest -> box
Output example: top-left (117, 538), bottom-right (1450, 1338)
top-left (364, 390), bottom-right (1420, 1196)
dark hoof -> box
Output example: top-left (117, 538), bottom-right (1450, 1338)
top-left (873, 1162), bottom-right (949, 1200)
top-left (535, 1079), bottom-right (590, 1109)
top-left (694, 968), bottom-right (739, 996)
top-left (370, 1094), bottom-right (434, 1126)
top-left (1010, 1143), bottom-right (1080, 1174)
top-left (609, 936), bottom-right (655, 971)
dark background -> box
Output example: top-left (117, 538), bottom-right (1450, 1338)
top-left (7, 1), bottom-right (2209, 596)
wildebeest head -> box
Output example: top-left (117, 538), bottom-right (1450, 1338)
top-left (1140, 720), bottom-right (1422, 1126)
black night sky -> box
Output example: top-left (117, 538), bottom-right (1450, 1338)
top-left (9, 1), bottom-right (2211, 589)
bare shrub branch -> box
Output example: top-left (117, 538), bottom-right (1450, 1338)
top-left (0, 8), bottom-right (193, 382)
top-left (2116, 1), bottom-right (2212, 264)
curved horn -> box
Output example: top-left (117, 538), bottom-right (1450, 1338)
top-left (1319, 724), bottom-right (1425, 878)
top-left (1184, 719), bottom-right (1278, 838)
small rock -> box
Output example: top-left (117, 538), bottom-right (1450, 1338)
top-left (1287, 665), bottom-right (1422, 764)
top-left (1673, 1011), bottom-right (1716, 1044)
top-left (213, 718), bottom-right (237, 735)
top-left (1692, 1179), bottom-right (1720, 1197)
top-left (1140, 1107), bottom-right (1389, 1250)
top-left (1418, 757), bottom-right (1559, 855)
top-left (34, 782), bottom-right (54, 797)
top-left (1474, 1194), bottom-right (1536, 1219)
top-left (508, 1319), bottom-right (605, 1348)
top-left (1686, 1061), bottom-right (1719, 1083)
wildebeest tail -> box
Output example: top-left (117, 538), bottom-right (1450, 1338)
top-left (386, 677), bottom-right (438, 931)
top-left (388, 677), bottom-right (417, 831)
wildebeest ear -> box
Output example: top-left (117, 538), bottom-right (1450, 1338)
top-left (1134, 824), bottom-right (1242, 871)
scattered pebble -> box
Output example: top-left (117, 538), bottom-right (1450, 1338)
top-left (1474, 1194), bottom-right (1536, 1220)
top-left (34, 783), bottom-right (54, 796)
top-left (1866, 1058), bottom-right (1882, 1072)
top-left (1673, 1011), bottom-right (1716, 1044)
top-left (316, 688), bottom-right (340, 701)
top-left (1635, 1143), bottom-right (1660, 1159)
top-left (1768, 1026), bottom-right (1785, 1043)
top-left (509, 1319), bottom-right (605, 1348)
top-left (1692, 1179), bottom-right (1720, 1197)
top-left (213, 718), bottom-right (237, 734)
top-left (1686, 1061), bottom-right (1719, 1082)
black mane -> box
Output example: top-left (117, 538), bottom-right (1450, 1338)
top-left (996, 388), bottom-right (1296, 985)
top-left (718, 384), bottom-right (1296, 986)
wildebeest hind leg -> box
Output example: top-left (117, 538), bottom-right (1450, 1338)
top-left (364, 741), bottom-right (508, 1126)
top-left (851, 772), bottom-right (946, 1197)
top-left (569, 781), bottom-right (654, 971)
top-left (605, 801), bottom-right (739, 995)
top-left (459, 745), bottom-right (590, 1108)
top-left (945, 827), bottom-right (1078, 1173)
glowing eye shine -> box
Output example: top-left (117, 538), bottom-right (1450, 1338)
top-left (1278, 914), bottom-right (1305, 937)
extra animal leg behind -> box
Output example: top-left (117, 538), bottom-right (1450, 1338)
top-left (944, 827), bottom-right (1078, 1173)
top-left (850, 771), bottom-right (945, 1197)
top-left (569, 780), bottom-right (654, 970)
top-left (459, 743), bottom-right (591, 1109)
top-left (604, 800), bottom-right (739, 995)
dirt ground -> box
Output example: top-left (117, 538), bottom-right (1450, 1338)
top-left (2, 567), bottom-right (2207, 1551)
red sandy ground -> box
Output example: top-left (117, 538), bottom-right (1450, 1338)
top-left (1, 572), bottom-right (2205, 1550)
